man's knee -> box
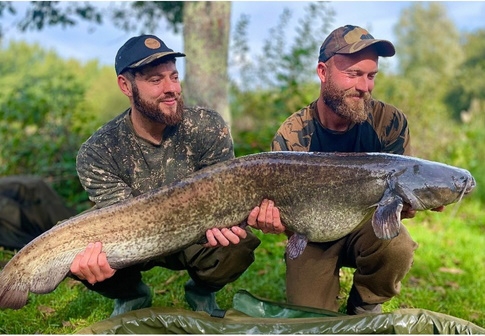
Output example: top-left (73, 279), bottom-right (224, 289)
top-left (188, 231), bottom-right (261, 287)
top-left (384, 225), bottom-right (418, 268)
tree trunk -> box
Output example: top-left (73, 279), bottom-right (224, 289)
top-left (183, 2), bottom-right (231, 126)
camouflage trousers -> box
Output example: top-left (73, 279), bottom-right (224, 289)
top-left (285, 220), bottom-right (418, 311)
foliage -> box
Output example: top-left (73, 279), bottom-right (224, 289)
top-left (0, 41), bottom-right (84, 208)
top-left (0, 1), bottom-right (183, 37)
top-left (231, 81), bottom-right (319, 155)
top-left (374, 6), bottom-right (453, 151)
top-left (231, 2), bottom-right (334, 91)
top-left (394, 2), bottom-right (463, 78)
top-left (110, 1), bottom-right (184, 34)
top-left (388, 3), bottom-right (465, 159)
top-left (442, 118), bottom-right (485, 203)
top-left (0, 40), bottom-right (124, 211)
top-left (0, 2), bottom-right (15, 36)
top-left (445, 29), bottom-right (485, 120)
top-left (372, 71), bottom-right (455, 160)
top-left (17, 2), bottom-right (102, 31)
top-left (230, 2), bottom-right (334, 155)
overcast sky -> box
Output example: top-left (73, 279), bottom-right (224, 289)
top-left (3, 1), bottom-right (485, 77)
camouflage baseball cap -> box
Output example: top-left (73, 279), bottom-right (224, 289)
top-left (318, 25), bottom-right (395, 63)
top-left (115, 35), bottom-right (186, 75)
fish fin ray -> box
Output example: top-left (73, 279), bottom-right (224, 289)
top-left (372, 191), bottom-right (403, 239)
top-left (286, 233), bottom-right (308, 260)
top-left (0, 265), bottom-right (29, 309)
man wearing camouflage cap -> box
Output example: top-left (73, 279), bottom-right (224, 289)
top-left (249, 25), bottom-right (444, 314)
top-left (68, 35), bottom-right (261, 317)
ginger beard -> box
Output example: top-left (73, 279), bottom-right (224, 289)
top-left (132, 82), bottom-right (184, 126)
top-left (322, 76), bottom-right (372, 124)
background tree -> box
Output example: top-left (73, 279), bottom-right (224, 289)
top-left (0, 41), bottom-right (96, 209)
top-left (392, 2), bottom-right (463, 139)
top-left (372, 2), bottom-right (464, 160)
top-left (394, 2), bottom-right (463, 77)
top-left (183, 2), bottom-right (232, 124)
top-left (445, 29), bottom-right (485, 121)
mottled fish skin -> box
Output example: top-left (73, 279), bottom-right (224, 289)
top-left (0, 152), bottom-right (476, 309)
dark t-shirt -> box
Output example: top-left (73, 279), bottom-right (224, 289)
top-left (272, 99), bottom-right (411, 155)
top-left (309, 121), bottom-right (383, 152)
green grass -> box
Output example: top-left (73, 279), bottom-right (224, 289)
top-left (1, 198), bottom-right (484, 333)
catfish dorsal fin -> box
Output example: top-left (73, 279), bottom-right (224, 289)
top-left (372, 188), bottom-right (403, 239)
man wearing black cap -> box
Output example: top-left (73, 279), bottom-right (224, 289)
top-left (249, 25), bottom-right (443, 314)
top-left (69, 35), bottom-right (261, 317)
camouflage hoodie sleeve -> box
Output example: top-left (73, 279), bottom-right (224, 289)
top-left (369, 100), bottom-right (412, 156)
top-left (271, 102), bottom-right (316, 152)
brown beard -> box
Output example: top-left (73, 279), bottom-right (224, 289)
top-left (322, 79), bottom-right (372, 124)
top-left (132, 83), bottom-right (184, 126)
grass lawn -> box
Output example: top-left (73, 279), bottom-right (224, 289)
top-left (0, 198), bottom-right (484, 333)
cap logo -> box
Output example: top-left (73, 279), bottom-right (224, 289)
top-left (145, 38), bottom-right (161, 49)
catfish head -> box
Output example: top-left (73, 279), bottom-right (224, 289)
top-left (371, 158), bottom-right (476, 240)
top-left (395, 160), bottom-right (476, 211)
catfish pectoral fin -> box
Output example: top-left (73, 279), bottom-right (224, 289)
top-left (372, 194), bottom-right (403, 240)
top-left (286, 233), bottom-right (308, 260)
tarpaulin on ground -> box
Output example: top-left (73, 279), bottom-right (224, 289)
top-left (77, 290), bottom-right (485, 334)
top-left (0, 175), bottom-right (76, 250)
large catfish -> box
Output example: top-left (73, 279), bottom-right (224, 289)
top-left (0, 152), bottom-right (476, 309)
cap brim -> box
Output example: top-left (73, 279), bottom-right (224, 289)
top-left (129, 51), bottom-right (186, 69)
top-left (337, 39), bottom-right (395, 58)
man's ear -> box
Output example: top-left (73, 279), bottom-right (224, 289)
top-left (316, 62), bottom-right (328, 84)
top-left (118, 75), bottom-right (133, 97)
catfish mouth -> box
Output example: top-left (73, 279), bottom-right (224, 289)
top-left (457, 176), bottom-right (476, 201)
top-left (443, 175), bottom-right (476, 208)
top-left (465, 176), bottom-right (476, 194)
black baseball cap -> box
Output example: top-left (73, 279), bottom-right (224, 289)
top-left (115, 35), bottom-right (186, 75)
top-left (318, 25), bottom-right (395, 63)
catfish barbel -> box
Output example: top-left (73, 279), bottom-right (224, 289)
top-left (0, 152), bottom-right (476, 309)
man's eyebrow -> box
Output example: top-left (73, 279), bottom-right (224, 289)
top-left (343, 68), bottom-right (379, 75)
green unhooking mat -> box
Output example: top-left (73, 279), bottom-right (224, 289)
top-left (77, 290), bottom-right (485, 334)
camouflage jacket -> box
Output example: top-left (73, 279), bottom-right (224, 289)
top-left (271, 99), bottom-right (411, 155)
top-left (76, 107), bottom-right (234, 208)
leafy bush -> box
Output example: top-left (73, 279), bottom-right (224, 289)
top-left (0, 41), bottom-right (126, 211)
